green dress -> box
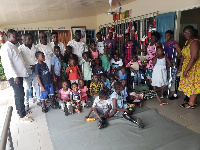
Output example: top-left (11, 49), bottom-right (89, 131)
top-left (79, 59), bottom-right (92, 81)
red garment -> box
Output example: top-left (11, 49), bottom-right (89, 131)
top-left (66, 65), bottom-right (79, 80)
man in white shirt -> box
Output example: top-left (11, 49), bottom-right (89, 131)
top-left (18, 33), bottom-right (39, 111)
top-left (36, 32), bottom-right (53, 72)
top-left (1, 29), bottom-right (33, 122)
top-left (49, 31), bottom-right (66, 57)
top-left (67, 30), bottom-right (88, 61)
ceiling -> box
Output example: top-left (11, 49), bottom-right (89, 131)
top-left (0, 0), bottom-right (134, 26)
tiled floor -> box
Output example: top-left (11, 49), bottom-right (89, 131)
top-left (0, 87), bottom-right (199, 150)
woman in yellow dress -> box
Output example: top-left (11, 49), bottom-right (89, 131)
top-left (178, 25), bottom-right (200, 109)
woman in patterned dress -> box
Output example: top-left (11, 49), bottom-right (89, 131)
top-left (179, 25), bottom-right (200, 109)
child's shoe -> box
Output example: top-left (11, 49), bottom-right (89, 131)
top-left (42, 106), bottom-right (48, 113)
top-left (64, 106), bottom-right (69, 116)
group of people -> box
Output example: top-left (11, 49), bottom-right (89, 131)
top-left (0, 25), bottom-right (199, 129)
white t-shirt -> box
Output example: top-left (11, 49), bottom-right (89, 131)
top-left (18, 44), bottom-right (38, 74)
top-left (35, 43), bottom-right (53, 72)
top-left (50, 42), bottom-right (66, 56)
top-left (110, 58), bottom-right (123, 68)
top-left (92, 96), bottom-right (110, 115)
top-left (1, 41), bottom-right (28, 79)
top-left (96, 41), bottom-right (104, 54)
top-left (67, 39), bottom-right (88, 60)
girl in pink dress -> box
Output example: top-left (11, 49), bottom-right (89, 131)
top-left (146, 32), bottom-right (160, 79)
top-left (78, 79), bottom-right (89, 107)
top-left (90, 41), bottom-right (99, 59)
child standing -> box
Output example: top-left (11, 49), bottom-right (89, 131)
top-left (96, 32), bottom-right (104, 54)
top-left (79, 52), bottom-right (92, 87)
top-left (70, 83), bottom-right (82, 113)
top-left (35, 51), bottom-right (58, 113)
top-left (66, 58), bottom-right (82, 84)
top-left (108, 81), bottom-right (144, 128)
top-left (89, 41), bottom-right (99, 59)
top-left (152, 46), bottom-right (172, 99)
top-left (58, 81), bottom-right (72, 114)
top-left (126, 55), bottom-right (142, 84)
top-left (85, 90), bottom-right (111, 129)
top-left (78, 79), bottom-right (88, 107)
top-left (100, 45), bottom-right (110, 75)
top-left (51, 46), bottom-right (62, 93)
top-left (122, 33), bottom-right (138, 65)
top-left (90, 74), bottom-right (104, 99)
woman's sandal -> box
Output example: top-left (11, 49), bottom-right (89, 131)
top-left (180, 103), bottom-right (195, 109)
top-left (42, 106), bottom-right (48, 113)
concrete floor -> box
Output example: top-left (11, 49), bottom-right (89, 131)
top-left (0, 87), bottom-right (199, 150)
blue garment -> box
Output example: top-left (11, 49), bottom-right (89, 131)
top-left (39, 83), bottom-right (54, 100)
top-left (51, 55), bottom-right (61, 76)
top-left (35, 62), bottom-right (52, 86)
top-left (93, 67), bottom-right (104, 74)
top-left (110, 92), bottom-right (128, 116)
top-left (132, 70), bottom-right (141, 83)
top-left (102, 78), bottom-right (111, 89)
top-left (120, 73), bottom-right (127, 80)
top-left (121, 87), bottom-right (128, 101)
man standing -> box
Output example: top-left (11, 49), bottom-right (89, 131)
top-left (18, 33), bottom-right (39, 111)
top-left (36, 32), bottom-right (53, 72)
top-left (67, 30), bottom-right (88, 61)
top-left (1, 29), bottom-right (33, 122)
top-left (50, 31), bottom-right (66, 57)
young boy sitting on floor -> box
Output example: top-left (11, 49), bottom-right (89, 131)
top-left (85, 90), bottom-right (111, 129)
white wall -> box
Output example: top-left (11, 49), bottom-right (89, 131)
top-left (0, 16), bottom-right (97, 32)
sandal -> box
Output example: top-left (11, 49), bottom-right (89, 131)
top-left (42, 106), bottom-right (48, 113)
top-left (98, 120), bottom-right (108, 129)
top-left (180, 103), bottom-right (195, 109)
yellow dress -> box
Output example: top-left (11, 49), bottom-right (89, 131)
top-left (178, 39), bottom-right (200, 95)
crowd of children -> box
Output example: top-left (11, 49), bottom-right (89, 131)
top-left (32, 28), bottom-right (179, 129)
top-left (2, 28), bottom-right (180, 125)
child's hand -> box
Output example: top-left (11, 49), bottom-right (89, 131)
top-left (105, 112), bottom-right (109, 118)
top-left (125, 109), bottom-right (130, 114)
top-left (53, 77), bottom-right (57, 82)
top-left (85, 115), bottom-right (89, 119)
top-left (41, 86), bottom-right (46, 92)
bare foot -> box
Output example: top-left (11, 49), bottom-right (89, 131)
top-left (77, 110), bottom-right (81, 113)
top-left (160, 102), bottom-right (168, 105)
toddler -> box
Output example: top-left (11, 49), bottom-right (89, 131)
top-left (78, 79), bottom-right (88, 107)
top-left (58, 81), bottom-right (72, 115)
top-left (66, 58), bottom-right (82, 84)
top-left (89, 74), bottom-right (104, 99)
top-left (126, 55), bottom-right (142, 84)
top-left (70, 83), bottom-right (82, 113)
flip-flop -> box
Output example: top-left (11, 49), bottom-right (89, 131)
top-left (180, 103), bottom-right (195, 109)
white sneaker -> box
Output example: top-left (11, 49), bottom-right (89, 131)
top-left (20, 116), bottom-right (34, 122)
top-left (160, 95), bottom-right (164, 99)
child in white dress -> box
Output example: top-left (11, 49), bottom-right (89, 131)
top-left (152, 46), bottom-right (172, 100)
